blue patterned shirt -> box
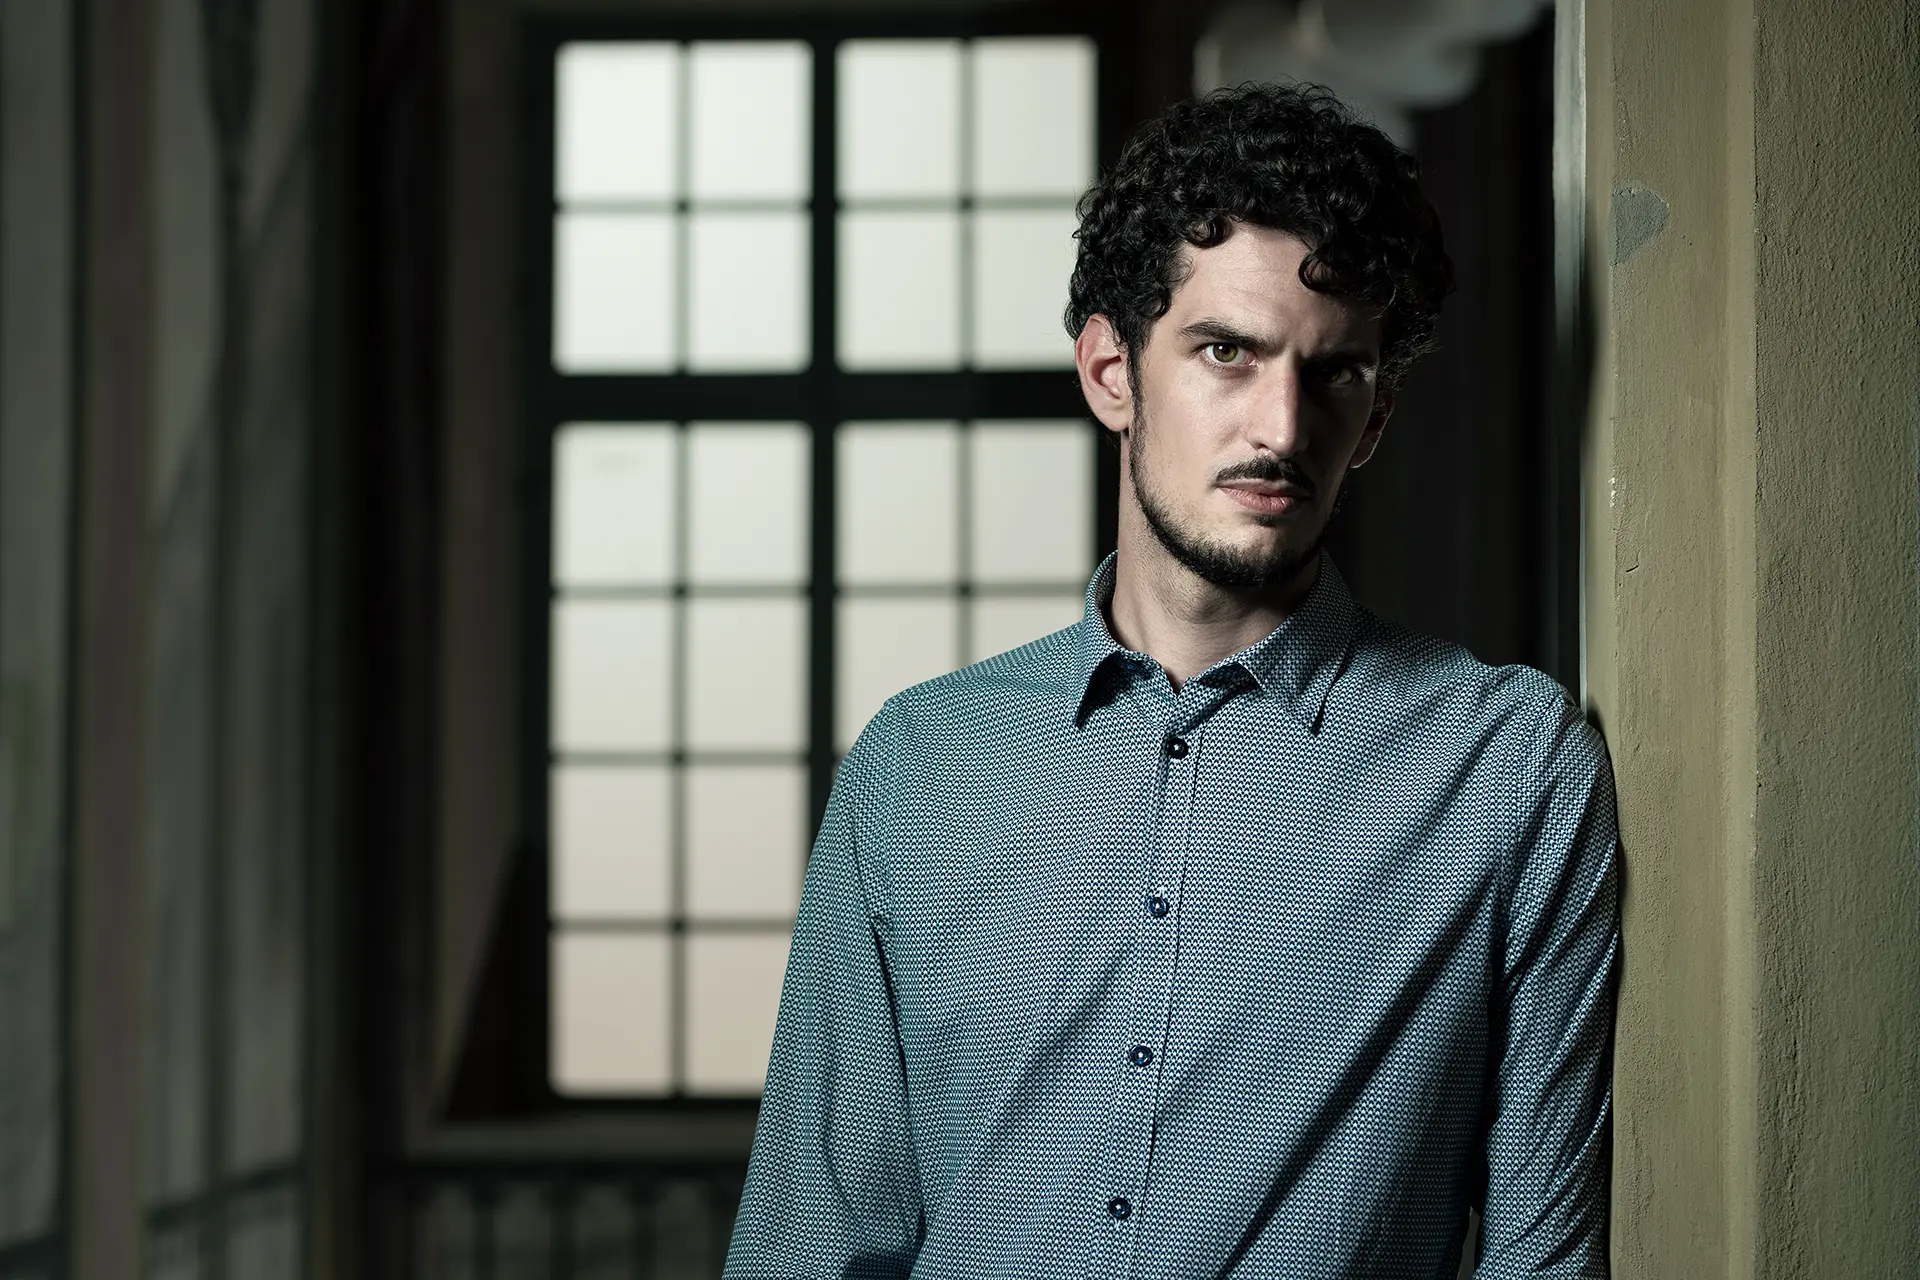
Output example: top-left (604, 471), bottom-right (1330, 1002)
top-left (726, 551), bottom-right (1619, 1279)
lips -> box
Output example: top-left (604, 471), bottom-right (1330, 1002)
top-left (1220, 481), bottom-right (1310, 516)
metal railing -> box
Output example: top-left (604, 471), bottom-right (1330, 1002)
top-left (390, 1162), bottom-right (746, 1280)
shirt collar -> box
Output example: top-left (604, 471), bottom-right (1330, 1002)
top-left (1069, 549), bottom-right (1359, 733)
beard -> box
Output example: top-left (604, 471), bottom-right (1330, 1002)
top-left (1126, 395), bottom-right (1345, 592)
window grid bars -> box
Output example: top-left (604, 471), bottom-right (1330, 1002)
top-left (541, 28), bottom-right (1106, 1102)
top-left (547, 421), bottom-right (809, 1096)
top-left (666, 422), bottom-right (688, 1091)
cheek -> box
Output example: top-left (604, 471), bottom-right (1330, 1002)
top-left (1305, 400), bottom-right (1376, 462)
top-left (1140, 411), bottom-right (1220, 493)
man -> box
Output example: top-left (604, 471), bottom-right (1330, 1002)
top-left (725, 84), bottom-right (1618, 1279)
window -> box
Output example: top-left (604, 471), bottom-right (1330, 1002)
top-left (531, 22), bottom-right (1111, 1101)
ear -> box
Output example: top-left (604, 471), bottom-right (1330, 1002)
top-left (1075, 314), bottom-right (1134, 437)
top-left (1347, 388), bottom-right (1394, 470)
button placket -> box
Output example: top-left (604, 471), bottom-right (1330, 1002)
top-left (1104, 721), bottom-right (1202, 1256)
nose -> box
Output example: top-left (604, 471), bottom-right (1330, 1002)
top-left (1243, 361), bottom-right (1309, 457)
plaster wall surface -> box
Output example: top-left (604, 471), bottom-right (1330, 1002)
top-left (1747, 0), bottom-right (1919, 1272)
top-left (1583, 0), bottom-right (1747, 1268)
top-left (1585, 0), bottom-right (1919, 1272)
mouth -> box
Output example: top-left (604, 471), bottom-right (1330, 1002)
top-left (1219, 482), bottom-right (1310, 516)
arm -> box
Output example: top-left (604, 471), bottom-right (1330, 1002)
top-left (1475, 691), bottom-right (1622, 1278)
top-left (723, 702), bottom-right (924, 1279)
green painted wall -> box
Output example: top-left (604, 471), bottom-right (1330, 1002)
top-left (1749, 0), bottom-right (1920, 1271)
top-left (1584, 0), bottom-right (1919, 1272)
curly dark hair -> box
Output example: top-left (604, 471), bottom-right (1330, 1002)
top-left (1065, 82), bottom-right (1453, 391)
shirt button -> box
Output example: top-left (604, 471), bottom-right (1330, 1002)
top-left (1147, 894), bottom-right (1170, 918)
top-left (1107, 1196), bottom-right (1133, 1220)
top-left (1129, 1045), bottom-right (1154, 1067)
top-left (1165, 735), bottom-right (1189, 759)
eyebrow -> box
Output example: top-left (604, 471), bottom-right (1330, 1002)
top-left (1177, 317), bottom-right (1379, 370)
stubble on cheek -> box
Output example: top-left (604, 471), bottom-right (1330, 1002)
top-left (1124, 400), bottom-right (1336, 592)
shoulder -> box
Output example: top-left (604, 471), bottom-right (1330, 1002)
top-left (856, 621), bottom-right (1086, 758)
top-left (1347, 607), bottom-right (1577, 731)
top-left (1342, 606), bottom-right (1609, 809)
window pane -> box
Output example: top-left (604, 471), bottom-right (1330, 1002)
top-left (556, 42), bottom-right (679, 202)
top-left (554, 212), bottom-right (675, 372)
top-left (687, 211), bottom-right (809, 372)
top-left (551, 599), bottom-right (672, 751)
top-left (971, 208), bottom-right (1079, 369)
top-left (968, 593), bottom-right (1085, 664)
top-left (684, 597), bottom-right (807, 751)
top-left (837, 211), bottom-right (961, 370)
top-left (553, 423), bottom-right (676, 588)
top-left (684, 764), bottom-right (805, 920)
top-left (837, 597), bottom-right (960, 748)
top-left (969, 421), bottom-right (1094, 583)
top-left (687, 423), bottom-right (810, 584)
top-left (688, 42), bottom-right (811, 201)
top-left (971, 37), bottom-right (1095, 198)
top-left (551, 764), bottom-right (671, 921)
top-left (838, 423), bottom-right (959, 585)
top-left (552, 932), bottom-right (670, 1094)
top-left (684, 932), bottom-right (792, 1094)
top-left (838, 40), bottom-right (961, 199)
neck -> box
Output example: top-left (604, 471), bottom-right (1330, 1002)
top-left (1104, 502), bottom-right (1321, 691)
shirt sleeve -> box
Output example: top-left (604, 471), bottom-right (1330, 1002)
top-left (1475, 688), bottom-right (1621, 1278)
top-left (723, 700), bottom-right (925, 1279)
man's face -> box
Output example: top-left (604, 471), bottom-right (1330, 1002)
top-left (1090, 223), bottom-right (1392, 591)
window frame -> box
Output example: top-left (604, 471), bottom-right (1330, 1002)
top-left (514, 5), bottom-right (1128, 1132)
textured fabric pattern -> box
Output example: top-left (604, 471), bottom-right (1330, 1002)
top-left (725, 551), bottom-right (1619, 1279)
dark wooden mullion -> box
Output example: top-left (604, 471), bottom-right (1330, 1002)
top-left (667, 39), bottom-right (696, 1097)
top-left (668, 422), bottom-right (690, 1096)
top-left (558, 918), bottom-right (806, 935)
top-left (547, 370), bottom-right (1087, 425)
top-left (526, 30), bottom-right (566, 1110)
top-left (556, 749), bottom-right (806, 769)
top-left (805, 37), bottom-right (840, 837)
top-left (956, 42), bottom-right (976, 666)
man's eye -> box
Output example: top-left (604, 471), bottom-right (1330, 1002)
top-left (1205, 343), bottom-right (1245, 365)
top-left (1317, 363), bottom-right (1370, 388)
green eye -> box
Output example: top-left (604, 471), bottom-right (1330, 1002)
top-left (1207, 343), bottom-right (1243, 364)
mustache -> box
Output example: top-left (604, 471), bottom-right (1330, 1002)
top-left (1213, 456), bottom-right (1315, 495)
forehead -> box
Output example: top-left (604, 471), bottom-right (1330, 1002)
top-left (1162, 222), bottom-right (1383, 349)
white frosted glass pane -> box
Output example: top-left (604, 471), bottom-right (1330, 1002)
top-left (552, 932), bottom-right (670, 1094)
top-left (553, 423), bottom-right (676, 587)
top-left (684, 932), bottom-right (792, 1094)
top-left (969, 421), bottom-right (1094, 583)
top-left (687, 423), bottom-right (810, 584)
top-left (971, 38), bottom-right (1095, 197)
top-left (556, 43), bottom-right (678, 201)
top-left (687, 212), bottom-right (809, 372)
top-left (837, 212), bottom-right (961, 370)
top-left (972, 208), bottom-right (1079, 369)
top-left (689, 42), bottom-right (810, 200)
top-left (551, 600), bottom-right (672, 751)
top-left (684, 598), bottom-right (806, 751)
top-left (685, 765), bottom-right (805, 919)
top-left (968, 593), bottom-right (1085, 664)
top-left (837, 597), bottom-right (960, 749)
top-left (550, 765), bottom-right (670, 921)
top-left (837, 41), bottom-right (961, 198)
top-left (554, 213), bottom-right (675, 372)
top-left (838, 423), bottom-right (959, 584)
